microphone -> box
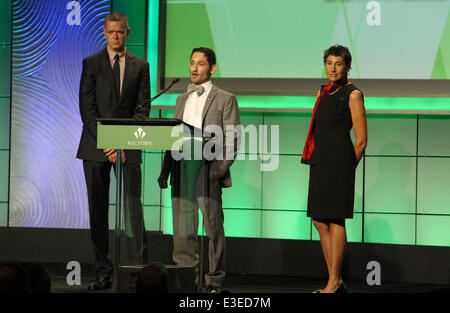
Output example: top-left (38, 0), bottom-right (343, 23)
top-left (151, 78), bottom-right (180, 102)
top-left (134, 78), bottom-right (180, 120)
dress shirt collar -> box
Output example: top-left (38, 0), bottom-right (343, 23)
top-left (107, 46), bottom-right (126, 62)
top-left (190, 80), bottom-right (212, 97)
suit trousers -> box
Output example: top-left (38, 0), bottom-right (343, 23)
top-left (83, 160), bottom-right (148, 278)
top-left (171, 159), bottom-right (225, 288)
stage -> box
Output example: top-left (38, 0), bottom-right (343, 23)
top-left (1, 0), bottom-right (450, 302)
top-left (46, 263), bottom-right (447, 293)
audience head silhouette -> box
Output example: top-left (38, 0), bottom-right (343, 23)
top-left (0, 262), bottom-right (29, 293)
top-left (0, 261), bottom-right (51, 293)
top-left (20, 262), bottom-right (51, 293)
top-left (135, 262), bottom-right (168, 293)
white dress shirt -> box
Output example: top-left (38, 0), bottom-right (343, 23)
top-left (182, 80), bottom-right (212, 131)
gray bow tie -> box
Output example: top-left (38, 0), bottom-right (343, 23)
top-left (187, 84), bottom-right (205, 96)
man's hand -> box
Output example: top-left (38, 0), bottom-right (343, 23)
top-left (104, 149), bottom-right (126, 164)
top-left (209, 161), bottom-right (223, 182)
top-left (104, 149), bottom-right (116, 163)
top-left (158, 175), bottom-right (168, 189)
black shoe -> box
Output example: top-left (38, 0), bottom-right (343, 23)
top-left (88, 277), bottom-right (112, 290)
top-left (206, 286), bottom-right (221, 293)
top-left (206, 286), bottom-right (230, 293)
top-left (335, 281), bottom-right (347, 294)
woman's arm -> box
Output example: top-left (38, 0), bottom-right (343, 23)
top-left (349, 90), bottom-right (367, 165)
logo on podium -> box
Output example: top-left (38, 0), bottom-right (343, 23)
top-left (134, 127), bottom-right (146, 139)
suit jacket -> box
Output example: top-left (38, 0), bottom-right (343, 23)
top-left (76, 48), bottom-right (150, 163)
top-left (162, 84), bottom-right (240, 188)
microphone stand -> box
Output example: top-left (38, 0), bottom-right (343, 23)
top-left (135, 78), bottom-right (180, 120)
top-left (151, 78), bottom-right (180, 102)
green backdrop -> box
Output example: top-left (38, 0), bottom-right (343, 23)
top-left (0, 0), bottom-right (448, 248)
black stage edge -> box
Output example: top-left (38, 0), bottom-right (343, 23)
top-left (0, 227), bottom-right (449, 285)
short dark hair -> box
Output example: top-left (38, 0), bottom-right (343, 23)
top-left (190, 47), bottom-right (216, 67)
top-left (105, 12), bottom-right (129, 30)
top-left (323, 45), bottom-right (352, 72)
top-left (0, 262), bottom-right (29, 293)
top-left (20, 262), bottom-right (51, 293)
top-left (135, 262), bottom-right (168, 294)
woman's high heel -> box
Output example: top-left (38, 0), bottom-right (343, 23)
top-left (335, 281), bottom-right (347, 294)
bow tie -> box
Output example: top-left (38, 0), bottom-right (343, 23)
top-left (187, 84), bottom-right (205, 96)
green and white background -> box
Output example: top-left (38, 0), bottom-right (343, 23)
top-left (152, 0), bottom-right (450, 247)
top-left (164, 0), bottom-right (450, 79)
top-left (1, 1), bottom-right (449, 248)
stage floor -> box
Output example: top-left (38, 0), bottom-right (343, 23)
top-left (46, 263), bottom-right (448, 293)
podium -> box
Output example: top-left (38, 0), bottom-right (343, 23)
top-left (96, 118), bottom-right (206, 292)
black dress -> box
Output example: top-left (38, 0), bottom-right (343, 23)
top-left (307, 84), bottom-right (361, 220)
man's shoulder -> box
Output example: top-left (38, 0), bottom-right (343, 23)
top-left (212, 85), bottom-right (235, 99)
top-left (85, 49), bottom-right (105, 61)
top-left (127, 51), bottom-right (149, 66)
top-left (174, 83), bottom-right (235, 102)
top-left (82, 49), bottom-right (106, 67)
top-left (176, 92), bottom-right (188, 103)
top-left (83, 49), bottom-right (149, 66)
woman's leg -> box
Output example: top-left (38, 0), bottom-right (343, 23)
top-left (321, 220), bottom-right (346, 293)
top-left (312, 219), bottom-right (332, 283)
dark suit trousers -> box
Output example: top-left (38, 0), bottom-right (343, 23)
top-left (171, 159), bottom-right (225, 288)
top-left (83, 160), bottom-right (148, 278)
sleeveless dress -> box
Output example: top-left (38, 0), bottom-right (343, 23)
top-left (306, 84), bottom-right (362, 220)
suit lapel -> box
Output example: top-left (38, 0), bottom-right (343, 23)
top-left (201, 85), bottom-right (217, 123)
top-left (175, 93), bottom-right (189, 120)
top-left (120, 52), bottom-right (134, 105)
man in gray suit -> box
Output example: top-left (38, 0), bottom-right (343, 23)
top-left (158, 47), bottom-right (240, 293)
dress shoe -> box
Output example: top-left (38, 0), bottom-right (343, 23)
top-left (88, 277), bottom-right (112, 290)
top-left (313, 281), bottom-right (347, 293)
top-left (335, 281), bottom-right (347, 294)
top-left (206, 286), bottom-right (231, 293)
top-left (206, 286), bottom-right (221, 293)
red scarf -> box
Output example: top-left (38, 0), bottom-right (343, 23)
top-left (301, 80), bottom-right (347, 164)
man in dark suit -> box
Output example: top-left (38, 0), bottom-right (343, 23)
top-left (76, 12), bottom-right (150, 290)
top-left (158, 47), bottom-right (240, 293)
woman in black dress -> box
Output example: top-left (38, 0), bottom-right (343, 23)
top-left (301, 45), bottom-right (367, 293)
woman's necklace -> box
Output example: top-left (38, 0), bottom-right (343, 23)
top-left (326, 81), bottom-right (350, 95)
top-left (326, 88), bottom-right (341, 95)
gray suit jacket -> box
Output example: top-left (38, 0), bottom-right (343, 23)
top-left (163, 83), bottom-right (240, 188)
